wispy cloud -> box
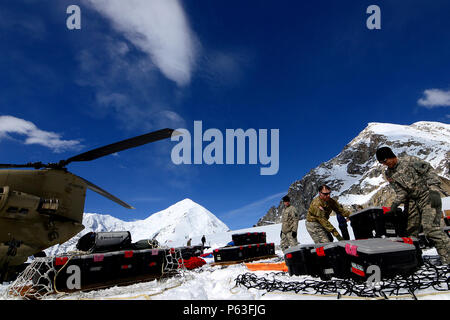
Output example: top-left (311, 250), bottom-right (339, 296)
top-left (131, 196), bottom-right (164, 203)
top-left (223, 191), bottom-right (285, 219)
top-left (75, 36), bottom-right (187, 132)
top-left (0, 115), bottom-right (82, 153)
top-left (82, 0), bottom-right (199, 87)
top-left (75, 0), bottom-right (193, 132)
top-left (0, 4), bottom-right (47, 41)
top-left (417, 88), bottom-right (450, 108)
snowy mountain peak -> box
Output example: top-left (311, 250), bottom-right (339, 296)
top-left (139, 198), bottom-right (230, 242)
top-left (45, 198), bottom-right (229, 256)
top-left (351, 121), bottom-right (450, 150)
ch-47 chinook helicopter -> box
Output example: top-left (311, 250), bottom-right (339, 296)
top-left (0, 128), bottom-right (177, 281)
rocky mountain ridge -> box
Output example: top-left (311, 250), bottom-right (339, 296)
top-left (256, 121), bottom-right (450, 226)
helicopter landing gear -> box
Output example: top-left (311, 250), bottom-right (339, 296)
top-left (6, 239), bottom-right (22, 257)
top-left (45, 219), bottom-right (59, 242)
top-left (0, 238), bottom-right (23, 282)
top-left (48, 231), bottom-right (59, 242)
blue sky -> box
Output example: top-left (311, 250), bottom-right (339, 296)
top-left (0, 0), bottom-right (449, 230)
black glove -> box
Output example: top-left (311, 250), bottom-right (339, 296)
top-left (429, 190), bottom-right (441, 208)
top-left (385, 202), bottom-right (399, 215)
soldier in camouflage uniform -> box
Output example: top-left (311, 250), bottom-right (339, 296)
top-left (306, 185), bottom-right (352, 243)
top-left (280, 195), bottom-right (299, 252)
top-left (377, 147), bottom-right (450, 264)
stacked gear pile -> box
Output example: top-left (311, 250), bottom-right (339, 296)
top-left (213, 232), bottom-right (276, 264)
top-left (7, 231), bottom-right (206, 298)
top-left (235, 256), bottom-right (450, 300)
top-left (284, 237), bottom-right (423, 281)
top-left (349, 206), bottom-right (450, 252)
top-left (349, 206), bottom-right (408, 239)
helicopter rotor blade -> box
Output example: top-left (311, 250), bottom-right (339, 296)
top-left (75, 174), bottom-right (135, 209)
top-left (0, 162), bottom-right (45, 169)
top-left (61, 128), bottom-right (178, 166)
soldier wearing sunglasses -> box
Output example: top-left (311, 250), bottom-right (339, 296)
top-left (306, 184), bottom-right (352, 243)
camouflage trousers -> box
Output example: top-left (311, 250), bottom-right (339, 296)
top-left (280, 231), bottom-right (298, 252)
top-left (305, 221), bottom-right (332, 244)
top-left (406, 192), bottom-right (450, 264)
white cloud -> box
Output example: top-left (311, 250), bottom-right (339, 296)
top-left (0, 115), bottom-right (82, 153)
top-left (417, 89), bottom-right (450, 108)
top-left (82, 0), bottom-right (199, 86)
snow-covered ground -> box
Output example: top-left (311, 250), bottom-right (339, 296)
top-left (1, 214), bottom-right (448, 301)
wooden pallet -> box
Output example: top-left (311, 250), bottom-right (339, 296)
top-left (210, 254), bottom-right (278, 267)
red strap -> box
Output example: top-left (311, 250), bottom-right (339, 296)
top-left (382, 206), bottom-right (390, 214)
top-left (402, 237), bottom-right (413, 244)
top-left (351, 267), bottom-right (365, 277)
top-left (345, 244), bottom-right (358, 257)
top-left (55, 257), bottom-right (68, 266)
top-left (316, 247), bottom-right (325, 256)
top-left (93, 254), bottom-right (104, 262)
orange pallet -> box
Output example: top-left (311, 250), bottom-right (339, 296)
top-left (245, 261), bottom-right (288, 272)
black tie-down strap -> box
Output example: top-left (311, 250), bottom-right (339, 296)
top-left (234, 257), bottom-right (450, 300)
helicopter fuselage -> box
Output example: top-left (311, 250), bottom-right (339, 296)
top-left (0, 127), bottom-right (175, 280)
top-left (0, 169), bottom-right (85, 270)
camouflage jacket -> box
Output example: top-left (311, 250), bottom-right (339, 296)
top-left (306, 196), bottom-right (351, 233)
top-left (385, 155), bottom-right (442, 204)
top-left (281, 205), bottom-right (299, 234)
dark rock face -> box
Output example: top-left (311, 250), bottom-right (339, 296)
top-left (256, 122), bottom-right (450, 226)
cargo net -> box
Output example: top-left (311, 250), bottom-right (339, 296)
top-left (235, 256), bottom-right (450, 300)
top-left (5, 247), bottom-right (187, 300)
top-left (6, 256), bottom-right (60, 300)
top-left (164, 247), bottom-right (186, 277)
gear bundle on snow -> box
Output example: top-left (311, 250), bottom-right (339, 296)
top-left (213, 232), bottom-right (275, 264)
top-left (76, 231), bottom-right (132, 252)
top-left (232, 232), bottom-right (267, 246)
top-left (7, 230), bottom-right (208, 298)
top-left (236, 256), bottom-right (449, 300)
top-left (349, 207), bottom-right (408, 239)
top-left (284, 238), bottom-right (422, 281)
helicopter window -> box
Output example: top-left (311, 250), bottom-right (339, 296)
top-left (6, 207), bottom-right (19, 213)
top-left (19, 208), bottom-right (29, 214)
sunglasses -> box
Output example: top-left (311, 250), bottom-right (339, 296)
top-left (320, 192), bottom-right (331, 196)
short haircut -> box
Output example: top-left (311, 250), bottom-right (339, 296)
top-left (376, 146), bottom-right (396, 162)
top-left (318, 184), bottom-right (331, 193)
